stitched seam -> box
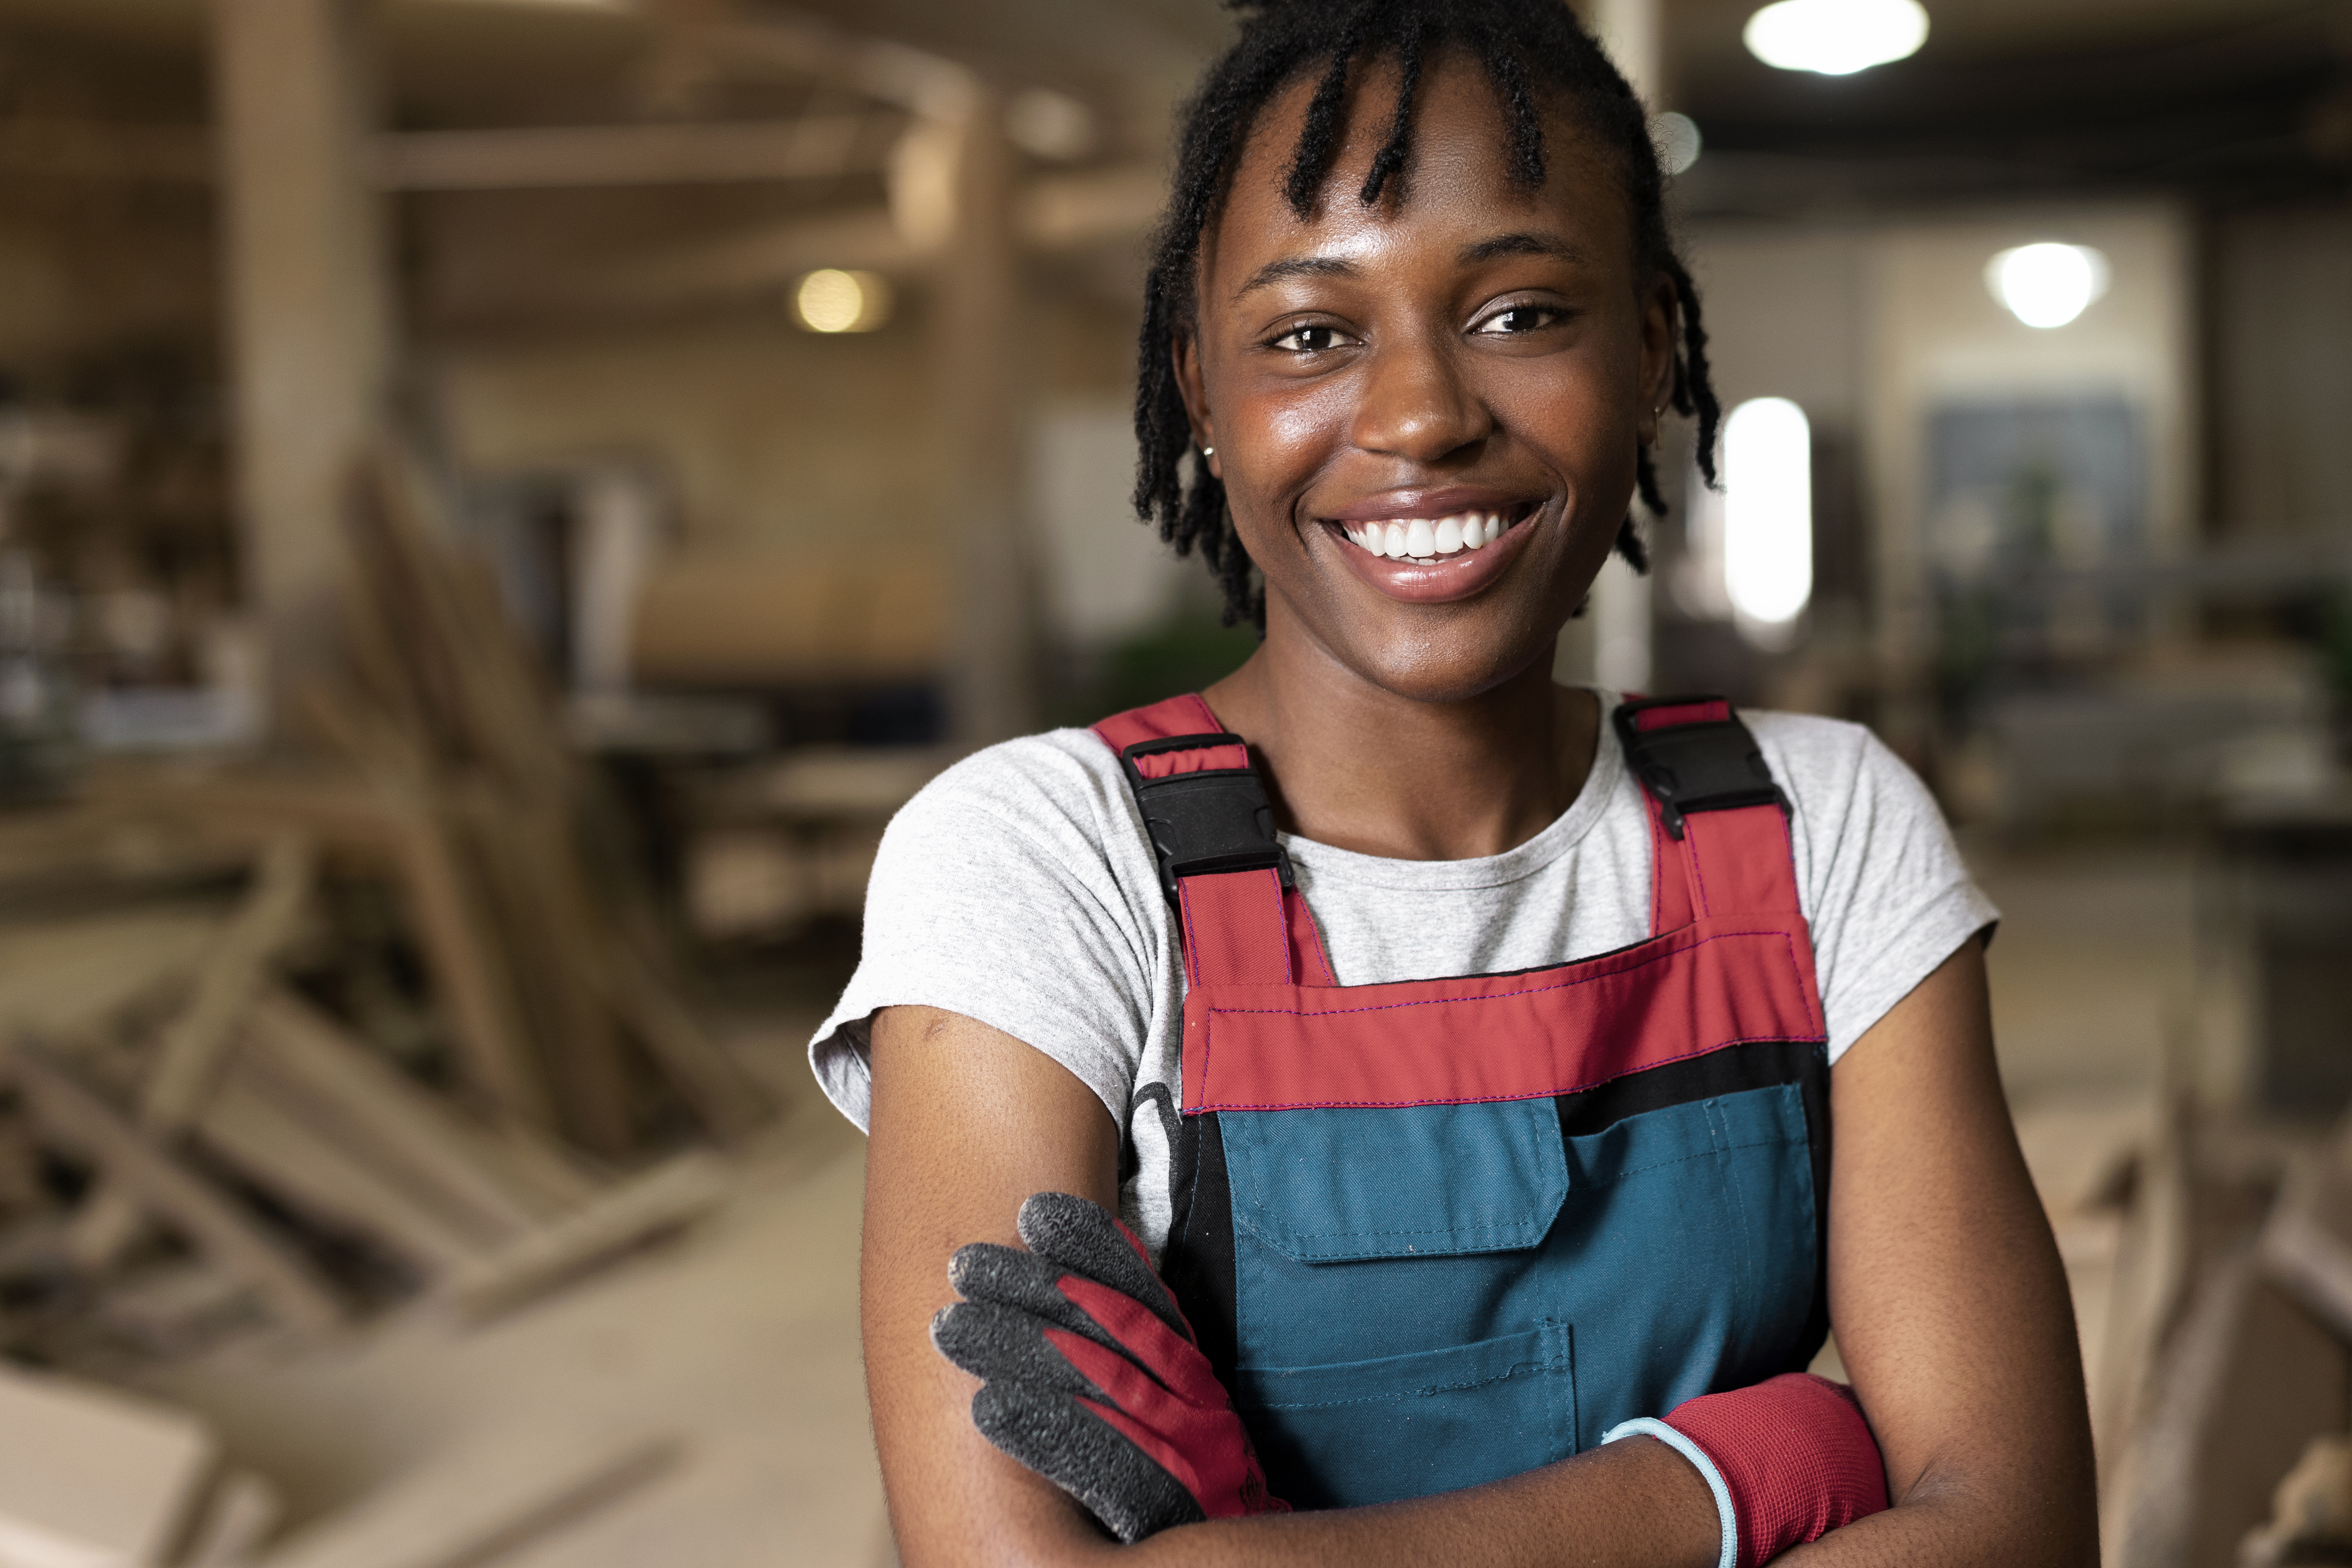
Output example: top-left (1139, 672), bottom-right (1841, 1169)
top-left (1687, 820), bottom-right (1713, 915)
top-left (1192, 1036), bottom-right (1819, 1111)
top-left (1246, 1217), bottom-right (1555, 1240)
top-left (1238, 1355), bottom-right (1571, 1409)
top-left (1650, 805), bottom-right (1667, 936)
top-left (1270, 873), bottom-right (1294, 987)
top-left (1179, 881), bottom-right (1204, 993)
top-left (1206, 928), bottom-right (1805, 1018)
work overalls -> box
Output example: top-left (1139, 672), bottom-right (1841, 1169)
top-left (1093, 693), bottom-right (1831, 1511)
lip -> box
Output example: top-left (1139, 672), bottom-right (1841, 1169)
top-left (1321, 501), bottom-right (1545, 605)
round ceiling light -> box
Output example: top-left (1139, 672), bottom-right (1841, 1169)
top-left (1744, 0), bottom-right (1929, 76)
top-left (793, 269), bottom-right (892, 334)
top-left (1984, 243), bottom-right (2110, 329)
top-left (1653, 112), bottom-right (1703, 176)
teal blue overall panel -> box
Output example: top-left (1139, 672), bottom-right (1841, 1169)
top-left (1224, 1084), bottom-right (1816, 1508)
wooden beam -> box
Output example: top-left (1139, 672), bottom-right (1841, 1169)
top-left (240, 986), bottom-right (554, 1237)
top-left (67, 832), bottom-right (315, 1271)
top-left (439, 1152), bottom-right (728, 1321)
top-left (212, 0), bottom-right (396, 722)
top-left (438, 163), bottom-right (1162, 326)
top-left (3, 1042), bottom-right (343, 1334)
top-left (372, 114), bottom-right (895, 190)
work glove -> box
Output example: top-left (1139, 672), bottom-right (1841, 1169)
top-left (931, 1191), bottom-right (1289, 1543)
top-left (1605, 1372), bottom-right (1890, 1568)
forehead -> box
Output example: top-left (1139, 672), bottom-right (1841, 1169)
top-left (1202, 48), bottom-right (1633, 294)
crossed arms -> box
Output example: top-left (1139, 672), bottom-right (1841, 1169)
top-left (859, 940), bottom-right (2097, 1568)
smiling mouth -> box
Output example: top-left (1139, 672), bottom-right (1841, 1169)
top-left (1333, 503), bottom-right (1537, 563)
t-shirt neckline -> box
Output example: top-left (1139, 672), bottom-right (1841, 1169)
top-left (1276, 688), bottom-right (1630, 893)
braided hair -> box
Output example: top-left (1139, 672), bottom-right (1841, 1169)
top-left (1132, 0), bottom-right (1721, 628)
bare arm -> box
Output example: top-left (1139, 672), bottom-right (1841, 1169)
top-left (862, 1004), bottom-right (1720, 1568)
top-left (1785, 939), bottom-right (2098, 1565)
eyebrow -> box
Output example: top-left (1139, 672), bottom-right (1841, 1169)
top-left (1230, 232), bottom-right (1590, 302)
top-left (1458, 232), bottom-right (1588, 266)
top-left (1232, 255), bottom-right (1360, 301)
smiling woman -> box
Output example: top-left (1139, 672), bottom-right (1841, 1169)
top-left (821, 5), bottom-right (2097, 1567)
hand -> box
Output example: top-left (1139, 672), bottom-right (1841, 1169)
top-left (1609, 1373), bottom-right (1889, 1568)
top-left (931, 1192), bottom-right (1289, 1543)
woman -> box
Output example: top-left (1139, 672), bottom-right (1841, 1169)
top-left (814, 3), bottom-right (2097, 1563)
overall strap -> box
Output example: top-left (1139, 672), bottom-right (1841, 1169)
top-left (1090, 697), bottom-right (1335, 991)
top-left (1614, 696), bottom-right (1801, 936)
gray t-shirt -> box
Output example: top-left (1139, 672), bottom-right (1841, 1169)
top-left (809, 690), bottom-right (1997, 1255)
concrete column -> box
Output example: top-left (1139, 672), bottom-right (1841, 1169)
top-left (1574, 0), bottom-right (1661, 693)
top-left (211, 0), bottom-right (395, 726)
top-left (1590, 0), bottom-right (1663, 103)
top-left (925, 90), bottom-right (1035, 744)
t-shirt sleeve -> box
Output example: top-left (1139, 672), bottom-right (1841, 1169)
top-left (1760, 715), bottom-right (2000, 1064)
top-left (806, 737), bottom-right (1168, 1132)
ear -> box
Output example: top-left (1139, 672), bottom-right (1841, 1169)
top-left (1171, 331), bottom-right (1221, 482)
top-left (1638, 274), bottom-right (1677, 448)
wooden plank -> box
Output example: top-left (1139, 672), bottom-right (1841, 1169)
top-left (592, 942), bottom-right (774, 1142)
top-left (449, 796), bottom-right (635, 1157)
top-left (3, 1042), bottom-right (343, 1334)
top-left (372, 115), bottom-right (889, 190)
top-left (184, 1472), bottom-right (283, 1568)
top-left (0, 1360), bottom-right (218, 1568)
top-left (139, 834), bottom-right (315, 1127)
top-left (69, 834), bottom-right (317, 1270)
top-left (255, 1431), bottom-right (678, 1568)
top-left (80, 774), bottom-right (551, 1132)
top-left (196, 1068), bottom-right (486, 1276)
top-left (239, 987), bottom-right (548, 1238)
top-left (441, 1152), bottom-right (731, 1321)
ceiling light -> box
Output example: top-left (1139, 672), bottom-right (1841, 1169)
top-left (1722, 397), bottom-right (1813, 628)
top-left (793, 269), bottom-right (892, 334)
top-left (1984, 243), bottom-right (2110, 330)
top-left (1005, 89), bottom-right (1097, 162)
top-left (1744, 0), bottom-right (1929, 76)
top-left (1652, 112), bottom-right (1703, 176)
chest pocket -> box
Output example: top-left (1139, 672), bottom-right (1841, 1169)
top-left (1218, 1098), bottom-right (1574, 1508)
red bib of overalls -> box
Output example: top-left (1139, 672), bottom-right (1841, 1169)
top-left (1092, 693), bottom-right (1831, 1511)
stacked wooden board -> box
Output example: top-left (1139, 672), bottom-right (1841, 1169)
top-left (0, 441), bottom-right (774, 1353)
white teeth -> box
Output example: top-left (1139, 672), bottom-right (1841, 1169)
top-left (1340, 511), bottom-right (1512, 559)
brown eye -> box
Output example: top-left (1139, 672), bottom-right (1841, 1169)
top-left (1270, 324), bottom-right (1350, 353)
top-left (1473, 305), bottom-right (1561, 337)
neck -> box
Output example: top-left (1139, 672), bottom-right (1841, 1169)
top-left (1202, 623), bottom-right (1599, 863)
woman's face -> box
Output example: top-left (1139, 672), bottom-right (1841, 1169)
top-left (1181, 53), bottom-right (1674, 705)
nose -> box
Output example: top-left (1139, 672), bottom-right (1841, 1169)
top-left (1347, 330), bottom-right (1489, 464)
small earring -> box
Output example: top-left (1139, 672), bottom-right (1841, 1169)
top-left (1201, 445), bottom-right (1215, 457)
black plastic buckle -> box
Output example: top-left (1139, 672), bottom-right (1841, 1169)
top-left (1612, 695), bottom-right (1790, 840)
top-left (1118, 733), bottom-right (1294, 903)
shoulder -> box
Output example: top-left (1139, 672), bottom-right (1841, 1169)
top-left (875, 727), bottom-right (1160, 911)
top-left (1742, 708), bottom-right (1931, 828)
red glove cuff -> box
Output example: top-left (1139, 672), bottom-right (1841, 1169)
top-left (1661, 1374), bottom-right (1889, 1567)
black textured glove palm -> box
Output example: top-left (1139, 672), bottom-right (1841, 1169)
top-left (930, 1192), bottom-right (1287, 1543)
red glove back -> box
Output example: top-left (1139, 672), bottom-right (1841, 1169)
top-left (1611, 1373), bottom-right (1888, 1568)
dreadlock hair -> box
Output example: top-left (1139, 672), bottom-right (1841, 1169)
top-left (1132, 0), bottom-right (1721, 629)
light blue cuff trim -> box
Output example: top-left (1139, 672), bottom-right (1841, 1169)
top-left (1602, 1417), bottom-right (1736, 1568)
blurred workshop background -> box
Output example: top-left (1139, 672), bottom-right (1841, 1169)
top-left (0, 0), bottom-right (2345, 1565)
